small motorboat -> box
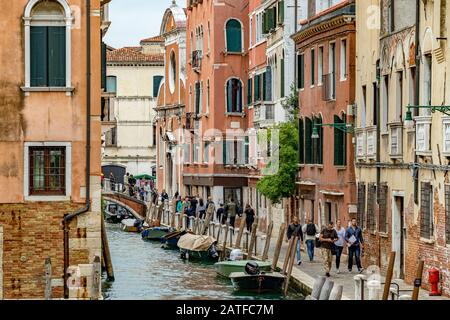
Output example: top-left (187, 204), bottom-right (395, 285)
top-left (229, 262), bottom-right (286, 293)
top-left (161, 230), bottom-right (188, 249)
top-left (215, 260), bottom-right (272, 278)
top-left (120, 218), bottom-right (143, 233)
top-left (178, 233), bottom-right (219, 262)
top-left (141, 226), bottom-right (175, 241)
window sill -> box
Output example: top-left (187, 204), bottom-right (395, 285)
top-left (25, 195), bottom-right (71, 202)
top-left (224, 51), bottom-right (245, 57)
top-left (335, 165), bottom-right (347, 170)
top-left (225, 112), bottom-right (245, 117)
top-left (420, 237), bottom-right (435, 245)
top-left (389, 154), bottom-right (403, 160)
top-left (416, 151), bottom-right (432, 157)
top-left (21, 86), bottom-right (74, 94)
top-left (379, 232), bottom-right (389, 238)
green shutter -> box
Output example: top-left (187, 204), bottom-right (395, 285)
top-left (280, 58), bottom-right (285, 97)
top-left (265, 67), bottom-right (272, 101)
top-left (195, 82), bottom-right (201, 114)
top-left (223, 139), bottom-right (227, 165)
top-left (262, 72), bottom-right (267, 101)
top-left (268, 8), bottom-right (275, 30)
top-left (226, 19), bottom-right (242, 53)
top-left (298, 118), bottom-right (304, 164)
top-left (48, 26), bottom-right (66, 87)
top-left (278, 1), bottom-right (285, 24)
top-left (316, 117), bottom-right (323, 164)
top-left (227, 80), bottom-right (233, 112)
top-left (153, 75), bottom-right (163, 98)
top-left (30, 26), bottom-right (48, 87)
top-left (305, 118), bottom-right (312, 164)
top-left (297, 54), bottom-right (304, 89)
top-left (247, 78), bottom-right (253, 105)
top-left (245, 136), bottom-right (249, 164)
top-left (254, 74), bottom-right (260, 101)
top-left (263, 12), bottom-right (269, 34)
top-left (101, 42), bottom-right (107, 90)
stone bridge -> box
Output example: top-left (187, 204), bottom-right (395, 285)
top-left (102, 191), bottom-right (147, 220)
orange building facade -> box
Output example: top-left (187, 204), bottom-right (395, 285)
top-left (293, 0), bottom-right (357, 227)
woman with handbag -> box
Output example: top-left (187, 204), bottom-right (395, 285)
top-left (334, 219), bottom-right (346, 274)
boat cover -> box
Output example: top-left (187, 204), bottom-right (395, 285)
top-left (121, 219), bottom-right (136, 227)
top-left (177, 234), bottom-right (216, 252)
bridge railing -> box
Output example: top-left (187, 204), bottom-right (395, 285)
top-left (156, 199), bottom-right (272, 261)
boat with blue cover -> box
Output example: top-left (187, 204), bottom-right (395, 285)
top-left (141, 226), bottom-right (175, 241)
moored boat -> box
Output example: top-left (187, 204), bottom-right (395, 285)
top-left (214, 260), bottom-right (272, 278)
top-left (177, 233), bottom-right (219, 262)
top-left (141, 226), bottom-right (175, 241)
top-left (229, 271), bottom-right (286, 293)
top-left (120, 218), bottom-right (143, 233)
top-left (162, 230), bottom-right (188, 249)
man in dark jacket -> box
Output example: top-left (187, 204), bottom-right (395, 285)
top-left (345, 218), bottom-right (364, 273)
top-left (287, 217), bottom-right (304, 265)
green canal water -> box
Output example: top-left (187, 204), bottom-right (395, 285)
top-left (102, 222), bottom-right (304, 300)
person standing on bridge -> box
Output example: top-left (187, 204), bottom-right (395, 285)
top-left (244, 204), bottom-right (255, 232)
top-left (225, 198), bottom-right (237, 229)
top-left (109, 172), bottom-right (115, 192)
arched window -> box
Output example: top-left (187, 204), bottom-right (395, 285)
top-left (153, 75), bottom-right (163, 97)
top-left (24, 0), bottom-right (72, 89)
top-left (313, 115), bottom-right (323, 165)
top-left (169, 51), bottom-right (176, 93)
top-left (225, 19), bottom-right (242, 53)
top-left (304, 117), bottom-right (313, 164)
top-left (226, 78), bottom-right (243, 113)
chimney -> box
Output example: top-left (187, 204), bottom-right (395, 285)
top-left (307, 0), bottom-right (316, 19)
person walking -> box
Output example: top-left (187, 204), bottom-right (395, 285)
top-left (144, 182), bottom-right (151, 202)
top-left (319, 221), bottom-right (338, 277)
top-left (176, 196), bottom-right (183, 213)
top-left (345, 218), bottom-right (364, 273)
top-left (334, 219), bottom-right (346, 274)
top-left (302, 219), bottom-right (319, 262)
top-left (109, 172), bottom-right (115, 192)
top-left (244, 204), bottom-right (255, 231)
top-left (197, 198), bottom-right (207, 220)
top-left (216, 203), bottom-right (225, 224)
top-left (225, 198), bottom-right (237, 229)
top-left (124, 172), bottom-right (130, 193)
top-left (161, 189), bottom-right (169, 202)
top-left (287, 217), bottom-right (304, 265)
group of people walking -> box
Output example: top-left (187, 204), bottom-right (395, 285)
top-left (287, 217), bottom-right (364, 278)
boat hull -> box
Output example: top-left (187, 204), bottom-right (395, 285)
top-left (142, 227), bottom-right (174, 241)
top-left (229, 272), bottom-right (286, 293)
top-left (214, 260), bottom-right (272, 278)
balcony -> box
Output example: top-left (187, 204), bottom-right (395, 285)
top-left (389, 122), bottom-right (403, 159)
top-left (355, 128), bottom-right (366, 161)
top-left (322, 73), bottom-right (336, 101)
top-left (192, 50), bottom-right (202, 72)
top-left (415, 116), bottom-right (432, 157)
top-left (253, 103), bottom-right (275, 127)
top-left (101, 97), bottom-right (117, 134)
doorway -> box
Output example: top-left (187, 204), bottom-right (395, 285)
top-left (392, 195), bottom-right (405, 279)
top-left (325, 202), bottom-right (332, 223)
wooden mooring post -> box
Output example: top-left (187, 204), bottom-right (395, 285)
top-left (234, 215), bottom-right (246, 248)
top-left (271, 223), bottom-right (286, 271)
top-left (201, 204), bottom-right (215, 235)
top-left (101, 214), bottom-right (115, 281)
top-left (262, 222), bottom-right (274, 261)
top-left (247, 218), bottom-right (259, 260)
top-left (91, 255), bottom-right (101, 300)
top-left (282, 236), bottom-right (295, 274)
top-left (284, 236), bottom-right (298, 295)
top-left (221, 223), bottom-right (230, 260)
top-left (382, 251), bottom-right (396, 300)
top-left (412, 260), bottom-right (425, 301)
top-left (44, 258), bottom-right (52, 300)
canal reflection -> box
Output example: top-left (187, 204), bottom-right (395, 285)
top-left (102, 223), bottom-right (304, 300)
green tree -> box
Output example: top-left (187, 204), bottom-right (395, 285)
top-left (282, 83), bottom-right (299, 121)
top-left (256, 120), bottom-right (298, 204)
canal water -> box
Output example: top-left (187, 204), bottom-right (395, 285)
top-left (102, 222), bottom-right (304, 300)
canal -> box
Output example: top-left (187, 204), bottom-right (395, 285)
top-left (102, 222), bottom-right (304, 300)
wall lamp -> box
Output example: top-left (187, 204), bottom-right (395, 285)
top-left (404, 104), bottom-right (450, 129)
top-left (311, 123), bottom-right (354, 139)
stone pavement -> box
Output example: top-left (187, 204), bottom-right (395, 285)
top-left (268, 238), bottom-right (449, 300)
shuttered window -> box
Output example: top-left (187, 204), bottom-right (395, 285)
top-left (298, 118), bottom-right (304, 164)
top-left (420, 182), bottom-right (433, 239)
top-left (445, 184), bottom-right (450, 244)
top-left (367, 183), bottom-right (377, 232)
top-left (254, 74), bottom-right (261, 102)
top-left (195, 82), bottom-right (201, 114)
top-left (378, 183), bottom-right (388, 233)
top-left (153, 75), bottom-right (163, 98)
top-left (30, 26), bottom-right (66, 87)
top-left (297, 54), bottom-right (304, 89)
top-left (334, 115), bottom-right (346, 166)
top-left (247, 78), bottom-right (253, 105)
top-left (280, 57), bottom-right (285, 98)
top-left (305, 117), bottom-right (313, 164)
top-left (226, 19), bottom-right (242, 53)
top-left (311, 49), bottom-right (315, 86)
top-left (226, 79), bottom-right (243, 113)
top-left (278, 0), bottom-right (284, 24)
top-left (357, 183), bottom-right (366, 228)
top-left (244, 136), bottom-right (249, 164)
top-left (101, 42), bottom-right (107, 91)
top-left (313, 117), bottom-right (323, 164)
top-left (264, 67), bottom-right (272, 101)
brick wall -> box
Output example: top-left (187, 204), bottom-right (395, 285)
top-left (0, 225), bottom-right (3, 299)
top-left (0, 202), bottom-right (101, 299)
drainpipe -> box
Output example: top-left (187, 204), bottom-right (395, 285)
top-left (413, 0), bottom-right (420, 205)
top-left (63, 0), bottom-right (92, 299)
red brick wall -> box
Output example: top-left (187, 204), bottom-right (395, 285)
top-left (0, 202), bottom-right (90, 299)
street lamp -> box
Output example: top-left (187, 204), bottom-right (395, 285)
top-left (311, 123), bottom-right (354, 139)
top-left (404, 104), bottom-right (450, 130)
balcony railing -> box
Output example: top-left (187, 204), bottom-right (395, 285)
top-left (253, 103), bottom-right (275, 125)
top-left (192, 50), bottom-right (202, 71)
top-left (322, 72), bottom-right (336, 101)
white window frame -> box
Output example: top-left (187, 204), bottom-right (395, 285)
top-left (415, 116), bottom-right (432, 155)
top-left (24, 142), bottom-right (72, 201)
top-left (356, 129), bottom-right (366, 159)
top-left (23, 0), bottom-right (73, 95)
top-left (224, 18), bottom-right (244, 54)
top-left (442, 118), bottom-right (450, 155)
top-left (318, 46), bottom-right (324, 86)
top-left (340, 38), bottom-right (347, 81)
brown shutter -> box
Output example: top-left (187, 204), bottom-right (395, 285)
top-left (378, 183), bottom-right (388, 233)
top-left (367, 183), bottom-right (377, 231)
top-left (357, 183), bottom-right (366, 228)
top-left (420, 182), bottom-right (431, 239)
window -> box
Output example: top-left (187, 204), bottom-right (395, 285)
top-left (313, 116), bottom-right (323, 165)
top-left (357, 183), bottom-right (366, 229)
top-left (249, 17), bottom-right (253, 47)
top-left (106, 76), bottom-right (117, 93)
top-left (420, 182), bottom-right (434, 239)
top-left (263, 66), bottom-right (272, 101)
top-left (207, 21), bottom-right (211, 53)
top-left (445, 184), bottom-right (450, 244)
top-left (416, 119), bottom-right (431, 153)
top-left (423, 54), bottom-right (432, 114)
top-left (396, 71), bottom-right (403, 121)
top-left (367, 183), bottom-right (377, 231)
top-left (329, 42), bottom-right (336, 97)
top-left (373, 82), bottom-right (379, 126)
top-left (152, 124), bottom-right (157, 147)
top-left (311, 48), bottom-right (315, 86)
top-left (280, 55), bottom-right (285, 97)
top-left (225, 19), bottom-right (242, 53)
top-left (224, 188), bottom-right (243, 207)
top-left (169, 51), bottom-right (176, 94)
top-left (382, 75), bottom-right (389, 132)
top-left (340, 39), bottom-right (347, 80)
top-left (318, 46), bottom-right (324, 85)
top-left (304, 117), bottom-right (313, 164)
top-left (298, 118), bottom-right (304, 164)
top-left (195, 81), bottom-right (202, 115)
top-left (204, 141), bottom-right (210, 164)
top-left (105, 127), bottom-right (117, 147)
top-left (278, 0), bottom-right (285, 24)
top-left (206, 79), bottom-right (210, 114)
top-left (153, 75), bottom-right (163, 98)
top-left (263, 6), bottom-right (277, 33)
top-left (226, 78), bottom-right (243, 113)
top-left (26, 145), bottom-right (69, 197)
top-left (247, 78), bottom-right (253, 105)
top-left (443, 119), bottom-right (450, 153)
top-left (297, 53), bottom-right (304, 89)
top-left (361, 85), bottom-right (367, 128)
top-left (334, 114), bottom-right (346, 166)
top-left (378, 183), bottom-right (388, 233)
top-left (28, 1), bottom-right (67, 87)
top-left (254, 74), bottom-right (261, 102)
top-left (388, 0), bottom-right (395, 33)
